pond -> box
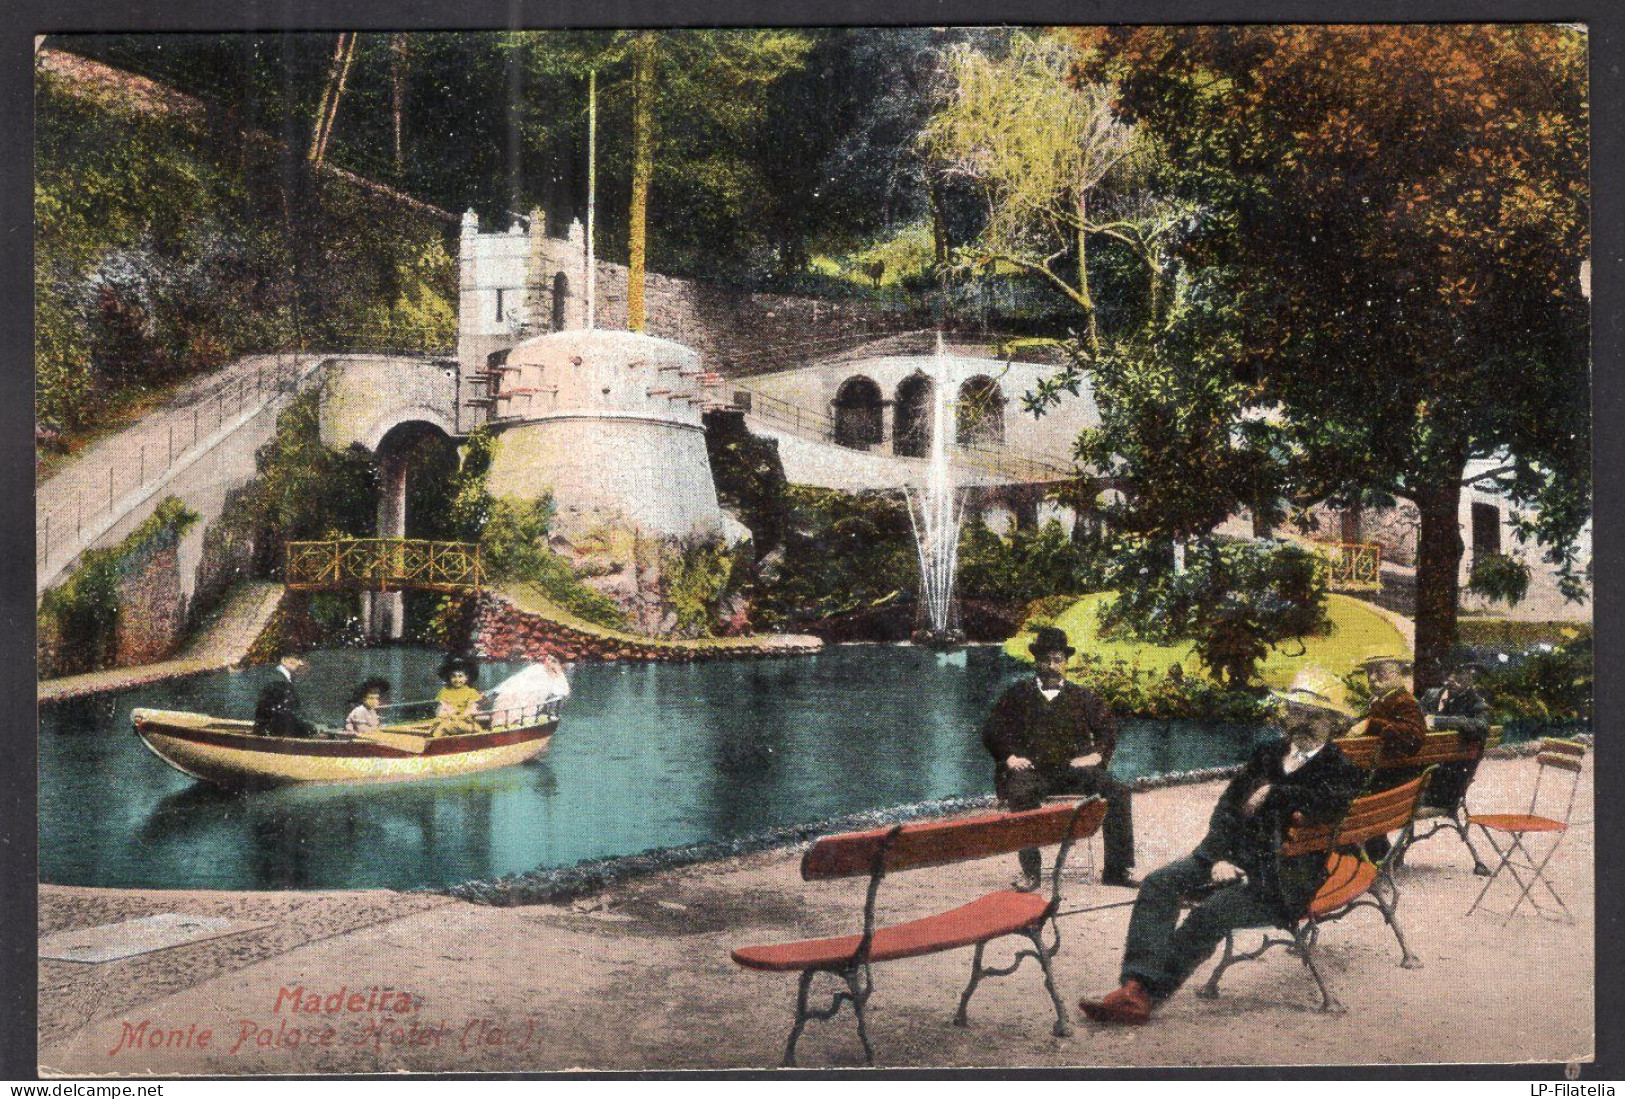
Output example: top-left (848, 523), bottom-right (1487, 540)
top-left (40, 644), bottom-right (1281, 892)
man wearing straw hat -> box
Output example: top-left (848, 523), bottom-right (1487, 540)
top-left (982, 626), bottom-right (1137, 891)
top-left (1077, 670), bottom-right (1363, 1025)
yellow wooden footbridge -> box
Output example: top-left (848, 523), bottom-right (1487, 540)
top-left (285, 538), bottom-right (485, 594)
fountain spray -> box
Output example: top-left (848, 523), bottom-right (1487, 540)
top-left (904, 332), bottom-right (967, 647)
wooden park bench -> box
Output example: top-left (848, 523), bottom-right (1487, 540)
top-left (1195, 770), bottom-right (1434, 1013)
top-left (1334, 728), bottom-right (1501, 873)
top-left (730, 798), bottom-right (1107, 1067)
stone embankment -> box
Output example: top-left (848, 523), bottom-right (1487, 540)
top-left (471, 589), bottom-right (822, 664)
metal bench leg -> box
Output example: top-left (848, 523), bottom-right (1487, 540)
top-left (1451, 808), bottom-right (1492, 875)
top-left (782, 970), bottom-right (817, 1067)
top-left (1195, 932), bottom-right (1236, 999)
top-left (953, 941), bottom-right (987, 1027)
top-left (1027, 926), bottom-right (1073, 1038)
top-left (845, 969), bottom-right (875, 1067)
top-left (1372, 882), bottom-right (1423, 969)
top-left (1294, 926), bottom-right (1345, 1015)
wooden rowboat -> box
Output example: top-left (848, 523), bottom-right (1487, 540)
top-left (131, 707), bottom-right (559, 789)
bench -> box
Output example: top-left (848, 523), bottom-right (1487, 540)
top-left (1334, 728), bottom-right (1501, 873)
top-left (730, 798), bottom-right (1107, 1066)
top-left (1196, 769), bottom-right (1434, 1013)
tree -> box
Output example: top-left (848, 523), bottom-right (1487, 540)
top-left (1077, 25), bottom-right (1590, 687)
top-left (925, 31), bottom-right (1269, 551)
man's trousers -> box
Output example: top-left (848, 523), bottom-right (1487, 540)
top-left (998, 765), bottom-right (1135, 879)
top-left (1118, 854), bottom-right (1282, 1000)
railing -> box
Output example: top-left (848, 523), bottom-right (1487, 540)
top-left (1316, 541), bottom-right (1384, 591)
top-left (730, 382), bottom-right (1074, 485)
top-left (285, 537), bottom-right (486, 594)
top-left (37, 352), bottom-right (322, 582)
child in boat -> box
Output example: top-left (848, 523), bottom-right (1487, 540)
top-left (345, 678), bottom-right (392, 735)
top-left (431, 655), bottom-right (484, 737)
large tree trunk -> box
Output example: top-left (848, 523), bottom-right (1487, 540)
top-left (627, 32), bottom-right (657, 332)
top-left (1412, 473), bottom-right (1465, 693)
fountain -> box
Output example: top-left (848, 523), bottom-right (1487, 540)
top-left (904, 334), bottom-right (967, 649)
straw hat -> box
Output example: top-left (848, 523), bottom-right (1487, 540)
top-left (1357, 653), bottom-right (1413, 674)
top-left (1271, 665), bottom-right (1357, 719)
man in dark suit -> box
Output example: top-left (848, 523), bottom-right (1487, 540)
top-left (983, 626), bottom-right (1136, 890)
top-left (253, 651), bottom-right (320, 738)
top-left (1420, 658), bottom-right (1492, 812)
top-left (1077, 679), bottom-right (1364, 1025)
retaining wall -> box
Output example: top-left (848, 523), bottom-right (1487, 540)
top-left (470, 592), bottom-right (820, 664)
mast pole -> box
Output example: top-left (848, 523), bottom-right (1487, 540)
top-left (586, 68), bottom-right (597, 331)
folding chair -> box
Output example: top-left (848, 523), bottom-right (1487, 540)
top-left (1466, 738), bottom-right (1586, 923)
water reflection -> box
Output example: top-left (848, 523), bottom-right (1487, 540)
top-left (41, 644), bottom-right (1297, 892)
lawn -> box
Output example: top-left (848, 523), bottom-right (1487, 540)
top-left (1005, 591), bottom-right (1410, 688)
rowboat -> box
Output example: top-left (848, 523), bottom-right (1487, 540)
top-left (131, 706), bottom-right (560, 789)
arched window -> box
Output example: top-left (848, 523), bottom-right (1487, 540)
top-left (956, 375), bottom-right (1005, 446)
top-left (832, 376), bottom-right (884, 449)
top-left (552, 272), bottom-right (570, 331)
top-left (893, 372), bottom-right (934, 458)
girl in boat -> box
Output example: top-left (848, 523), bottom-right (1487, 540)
top-left (431, 655), bottom-right (484, 737)
top-left (345, 678), bottom-right (392, 735)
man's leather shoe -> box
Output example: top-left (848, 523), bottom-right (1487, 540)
top-left (1078, 979), bottom-right (1153, 1025)
top-left (1100, 869), bottom-right (1140, 889)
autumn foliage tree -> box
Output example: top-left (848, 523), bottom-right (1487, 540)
top-left (1074, 25), bottom-right (1590, 687)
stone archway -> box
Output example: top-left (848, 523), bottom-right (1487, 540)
top-left (893, 371), bottom-right (934, 458)
top-left (832, 375), bottom-right (884, 449)
top-left (365, 419), bottom-right (459, 639)
top-left (956, 375), bottom-right (1005, 446)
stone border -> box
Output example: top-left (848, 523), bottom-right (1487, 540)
top-left (471, 591), bottom-right (822, 664)
top-left (440, 732), bottom-right (1590, 908)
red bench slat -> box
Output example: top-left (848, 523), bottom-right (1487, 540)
top-left (731, 889), bottom-right (1050, 972)
top-left (800, 800), bottom-right (1106, 881)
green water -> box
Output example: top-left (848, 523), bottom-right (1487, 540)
top-left (39, 644), bottom-right (1274, 891)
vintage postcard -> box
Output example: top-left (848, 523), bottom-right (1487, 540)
top-left (33, 23), bottom-right (1593, 1075)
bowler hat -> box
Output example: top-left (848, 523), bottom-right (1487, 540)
top-left (1029, 627), bottom-right (1075, 659)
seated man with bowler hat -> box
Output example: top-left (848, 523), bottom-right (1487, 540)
top-left (982, 626), bottom-right (1137, 891)
top-left (1076, 670), bottom-right (1364, 1025)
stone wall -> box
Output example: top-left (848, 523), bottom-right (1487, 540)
top-left (112, 541), bottom-right (187, 666)
top-left (470, 593), bottom-right (819, 664)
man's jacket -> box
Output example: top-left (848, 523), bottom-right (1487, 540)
top-left (981, 678), bottom-right (1117, 777)
top-left (1196, 737), bottom-right (1366, 917)
top-left (1421, 686), bottom-right (1491, 739)
top-left (1359, 687), bottom-right (1428, 760)
top-left (254, 674), bottom-right (319, 738)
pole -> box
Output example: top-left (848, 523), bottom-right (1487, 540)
top-left (586, 68), bottom-right (597, 331)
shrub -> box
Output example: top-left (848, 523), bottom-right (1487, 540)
top-left (749, 487), bottom-right (917, 628)
top-left (1096, 537), bottom-right (1331, 687)
top-left (957, 519), bottom-right (1107, 605)
top-left (37, 496), bottom-right (198, 676)
top-left (1468, 552), bottom-right (1532, 606)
